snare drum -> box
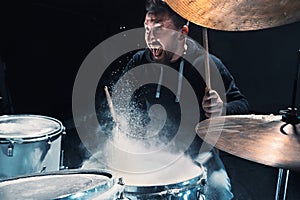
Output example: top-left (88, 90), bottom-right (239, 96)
top-left (0, 114), bottom-right (65, 178)
top-left (122, 156), bottom-right (207, 200)
top-left (0, 169), bottom-right (124, 200)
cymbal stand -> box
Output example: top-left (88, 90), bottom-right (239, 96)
top-left (276, 50), bottom-right (300, 200)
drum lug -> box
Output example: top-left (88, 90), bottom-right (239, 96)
top-left (59, 150), bottom-right (68, 170)
top-left (47, 137), bottom-right (52, 145)
top-left (7, 142), bottom-right (14, 157)
top-left (118, 177), bottom-right (125, 186)
top-left (62, 126), bottom-right (66, 134)
top-left (201, 178), bottom-right (207, 186)
top-left (117, 192), bottom-right (126, 200)
top-left (117, 178), bottom-right (127, 200)
top-left (40, 166), bottom-right (47, 173)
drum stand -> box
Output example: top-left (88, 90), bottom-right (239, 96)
top-left (275, 111), bottom-right (299, 200)
top-left (276, 108), bottom-right (300, 200)
top-left (276, 50), bottom-right (300, 200)
top-left (275, 168), bottom-right (289, 200)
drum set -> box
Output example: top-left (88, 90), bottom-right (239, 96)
top-left (0, 114), bottom-right (207, 199)
top-left (1, 0), bottom-right (300, 199)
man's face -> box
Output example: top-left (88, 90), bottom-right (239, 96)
top-left (144, 12), bottom-right (184, 64)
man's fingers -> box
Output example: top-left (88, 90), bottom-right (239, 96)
top-left (202, 88), bottom-right (224, 118)
top-left (204, 110), bottom-right (222, 118)
top-left (202, 98), bottom-right (219, 106)
top-left (203, 104), bottom-right (223, 112)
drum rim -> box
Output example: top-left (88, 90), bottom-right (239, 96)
top-left (0, 169), bottom-right (118, 199)
top-left (0, 114), bottom-right (65, 143)
top-left (124, 169), bottom-right (205, 194)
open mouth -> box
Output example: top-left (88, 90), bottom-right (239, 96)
top-left (152, 47), bottom-right (163, 58)
top-left (149, 41), bottom-right (164, 58)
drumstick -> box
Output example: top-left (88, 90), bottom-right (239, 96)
top-left (104, 86), bottom-right (117, 123)
top-left (202, 27), bottom-right (211, 90)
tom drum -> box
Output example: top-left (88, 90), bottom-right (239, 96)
top-left (0, 169), bottom-right (124, 199)
top-left (0, 114), bottom-right (65, 178)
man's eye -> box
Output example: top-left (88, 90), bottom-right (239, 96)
top-left (145, 27), bottom-right (150, 33)
top-left (153, 27), bottom-right (162, 34)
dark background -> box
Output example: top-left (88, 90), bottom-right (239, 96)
top-left (1, 0), bottom-right (299, 119)
top-left (1, 0), bottom-right (300, 199)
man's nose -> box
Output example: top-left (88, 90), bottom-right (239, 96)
top-left (147, 28), bottom-right (156, 41)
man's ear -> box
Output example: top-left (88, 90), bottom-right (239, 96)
top-left (181, 25), bottom-right (189, 36)
top-left (179, 25), bottom-right (189, 40)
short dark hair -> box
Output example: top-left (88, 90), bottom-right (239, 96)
top-left (145, 0), bottom-right (187, 29)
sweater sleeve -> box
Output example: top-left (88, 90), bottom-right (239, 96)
top-left (212, 56), bottom-right (250, 115)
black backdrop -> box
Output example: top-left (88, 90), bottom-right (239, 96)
top-left (0, 0), bottom-right (146, 121)
top-left (1, 0), bottom-right (299, 121)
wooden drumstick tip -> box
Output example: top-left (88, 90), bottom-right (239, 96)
top-left (104, 86), bottom-right (108, 92)
top-left (104, 86), bottom-right (117, 123)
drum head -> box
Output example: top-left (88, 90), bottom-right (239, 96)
top-left (0, 115), bottom-right (63, 141)
top-left (0, 170), bottom-right (117, 200)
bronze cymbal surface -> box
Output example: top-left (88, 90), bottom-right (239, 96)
top-left (196, 115), bottom-right (300, 170)
top-left (164, 0), bottom-right (300, 31)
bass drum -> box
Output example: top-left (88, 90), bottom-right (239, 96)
top-left (0, 169), bottom-right (124, 200)
top-left (0, 114), bottom-right (65, 178)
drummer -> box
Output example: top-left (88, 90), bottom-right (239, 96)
top-left (96, 0), bottom-right (249, 199)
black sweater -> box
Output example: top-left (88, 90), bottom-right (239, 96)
top-left (96, 38), bottom-right (249, 148)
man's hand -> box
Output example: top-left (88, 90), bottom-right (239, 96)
top-left (202, 88), bottom-right (224, 118)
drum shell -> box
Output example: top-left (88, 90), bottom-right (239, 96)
top-left (0, 114), bottom-right (64, 178)
top-left (123, 165), bottom-right (207, 200)
top-left (0, 169), bottom-right (124, 200)
top-left (0, 136), bottom-right (62, 178)
top-left (124, 178), bottom-right (206, 200)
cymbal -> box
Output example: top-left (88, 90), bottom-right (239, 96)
top-left (164, 0), bottom-right (300, 31)
top-left (196, 115), bottom-right (300, 170)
